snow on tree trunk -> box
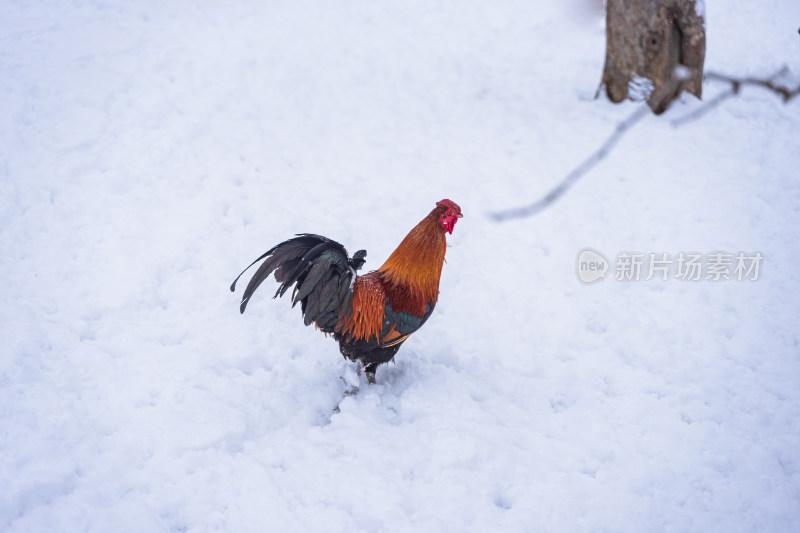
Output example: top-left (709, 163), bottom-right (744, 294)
top-left (602, 0), bottom-right (705, 114)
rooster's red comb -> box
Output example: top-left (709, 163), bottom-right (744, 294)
top-left (436, 199), bottom-right (461, 212)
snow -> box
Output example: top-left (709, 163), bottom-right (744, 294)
top-left (627, 76), bottom-right (655, 101)
top-left (2, 1), bottom-right (799, 532)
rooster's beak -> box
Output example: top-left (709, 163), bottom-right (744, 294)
top-left (456, 213), bottom-right (463, 218)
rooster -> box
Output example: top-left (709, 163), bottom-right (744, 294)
top-left (230, 199), bottom-right (463, 383)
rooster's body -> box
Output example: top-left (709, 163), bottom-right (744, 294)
top-left (231, 199), bottom-right (462, 382)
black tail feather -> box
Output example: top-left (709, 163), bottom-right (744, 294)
top-left (232, 234), bottom-right (367, 329)
top-left (229, 249), bottom-right (273, 293)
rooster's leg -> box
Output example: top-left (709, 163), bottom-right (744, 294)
top-left (364, 363), bottom-right (378, 384)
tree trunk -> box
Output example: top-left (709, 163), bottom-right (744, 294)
top-left (602, 0), bottom-right (705, 114)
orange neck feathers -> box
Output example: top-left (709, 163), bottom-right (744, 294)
top-left (377, 207), bottom-right (448, 311)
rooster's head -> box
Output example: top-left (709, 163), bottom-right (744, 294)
top-left (436, 199), bottom-right (463, 235)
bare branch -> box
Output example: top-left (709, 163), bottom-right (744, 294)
top-left (489, 105), bottom-right (649, 222)
top-left (704, 68), bottom-right (800, 102)
top-left (490, 67), bottom-right (799, 222)
top-left (490, 70), bottom-right (686, 222)
top-left (671, 67), bottom-right (799, 126)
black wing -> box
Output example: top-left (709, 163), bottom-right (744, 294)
top-left (230, 234), bottom-right (366, 332)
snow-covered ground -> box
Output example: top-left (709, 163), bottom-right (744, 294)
top-left (2, 1), bottom-right (799, 531)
